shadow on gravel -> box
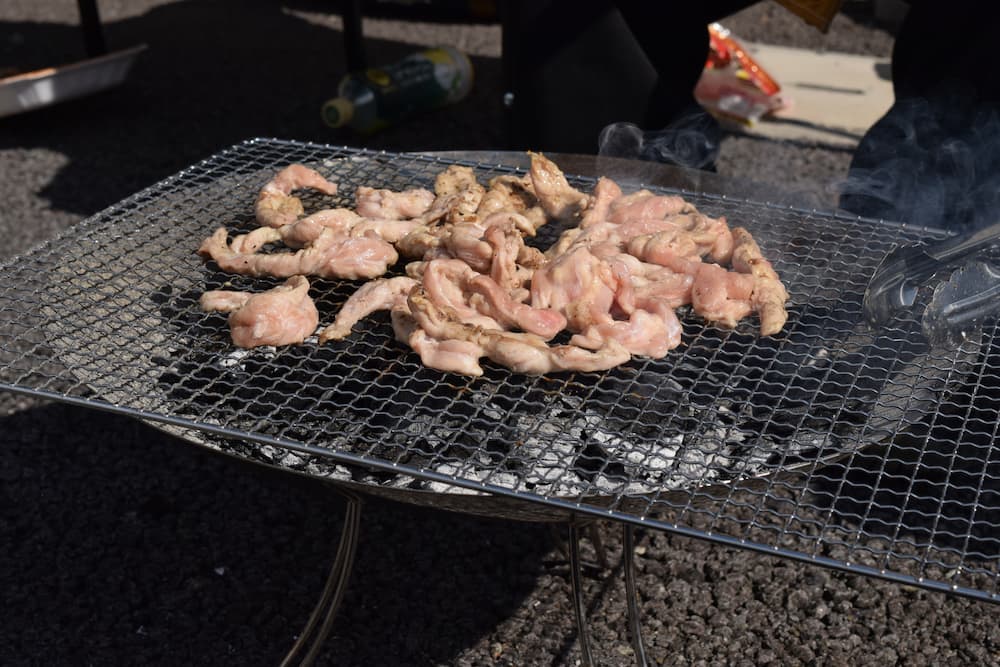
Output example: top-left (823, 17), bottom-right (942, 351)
top-left (0, 401), bottom-right (555, 665)
top-left (0, 0), bottom-right (503, 217)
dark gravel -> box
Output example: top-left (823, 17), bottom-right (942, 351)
top-left (2, 2), bottom-right (999, 666)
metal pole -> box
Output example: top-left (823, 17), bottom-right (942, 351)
top-left (568, 522), bottom-right (596, 667)
top-left (281, 489), bottom-right (363, 667)
top-left (623, 524), bottom-right (650, 667)
top-left (77, 0), bottom-right (108, 58)
top-left (341, 0), bottom-right (366, 72)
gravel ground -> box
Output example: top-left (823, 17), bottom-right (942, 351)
top-left (2, 2), bottom-right (999, 666)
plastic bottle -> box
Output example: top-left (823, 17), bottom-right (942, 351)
top-left (322, 46), bottom-right (474, 133)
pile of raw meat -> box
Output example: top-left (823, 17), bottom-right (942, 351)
top-left (197, 154), bottom-right (788, 376)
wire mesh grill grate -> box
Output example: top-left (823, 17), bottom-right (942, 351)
top-left (1, 138), bottom-right (998, 601)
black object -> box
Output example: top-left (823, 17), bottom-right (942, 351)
top-left (501, 1), bottom-right (755, 157)
top-left (77, 0), bottom-right (108, 57)
top-left (841, 1), bottom-right (1000, 231)
top-left (341, 0), bottom-right (367, 72)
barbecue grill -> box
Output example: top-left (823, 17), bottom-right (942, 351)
top-left (2, 138), bottom-right (998, 664)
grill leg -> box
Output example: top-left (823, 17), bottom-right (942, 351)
top-left (280, 489), bottom-right (362, 667)
top-left (568, 522), bottom-right (596, 667)
top-left (550, 521), bottom-right (611, 570)
top-left (623, 524), bottom-right (650, 667)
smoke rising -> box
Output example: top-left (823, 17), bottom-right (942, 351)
top-left (599, 87), bottom-right (1000, 235)
top-left (598, 110), bottom-right (721, 170)
top-left (836, 87), bottom-right (1000, 232)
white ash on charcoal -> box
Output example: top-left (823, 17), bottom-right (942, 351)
top-left (448, 393), bottom-right (790, 498)
top-left (274, 446), bottom-right (305, 468)
top-left (203, 366), bottom-right (839, 500)
top-left (397, 412), bottom-right (454, 452)
top-left (582, 399), bottom-right (824, 496)
top-left (464, 391), bottom-right (594, 495)
top-left (423, 461), bottom-right (518, 495)
top-left (159, 328), bottom-right (882, 503)
top-left (213, 330), bottom-right (322, 370)
top-left (594, 434), bottom-right (734, 496)
top-left (217, 347), bottom-right (253, 369)
top-left (386, 474), bottom-right (419, 489)
top-left (304, 462), bottom-right (355, 482)
top-left (514, 437), bottom-right (590, 497)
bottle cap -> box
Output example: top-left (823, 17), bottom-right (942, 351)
top-left (321, 97), bottom-right (354, 128)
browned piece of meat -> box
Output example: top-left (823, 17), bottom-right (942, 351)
top-left (255, 164), bottom-right (339, 228)
top-left (434, 164), bottom-right (478, 195)
top-left (393, 159), bottom-right (565, 264)
top-left (439, 220), bottom-right (493, 271)
top-left (477, 174), bottom-right (548, 235)
top-left (434, 165), bottom-right (485, 223)
top-left (731, 226), bottom-right (789, 336)
top-left (392, 168), bottom-right (489, 259)
top-left (394, 227), bottom-right (441, 260)
top-left (528, 152), bottom-right (590, 222)
top-left (199, 275), bottom-right (319, 348)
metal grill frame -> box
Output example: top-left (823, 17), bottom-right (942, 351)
top-left (1, 138), bottom-right (998, 604)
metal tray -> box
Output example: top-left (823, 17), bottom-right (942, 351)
top-left (0, 45), bottom-right (146, 118)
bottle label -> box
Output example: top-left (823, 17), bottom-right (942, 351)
top-left (360, 47), bottom-right (472, 125)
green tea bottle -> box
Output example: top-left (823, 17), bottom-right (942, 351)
top-left (322, 45), bottom-right (474, 133)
